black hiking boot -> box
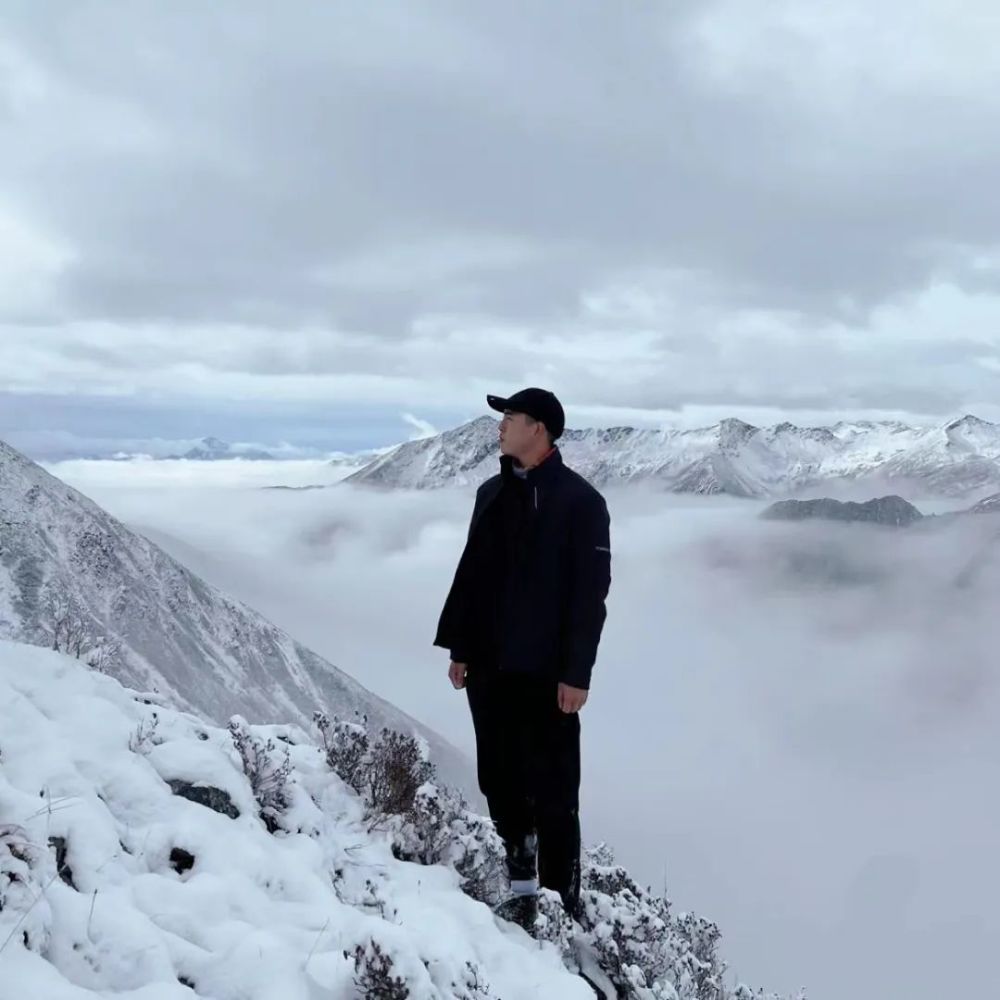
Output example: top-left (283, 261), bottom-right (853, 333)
top-left (493, 893), bottom-right (539, 934)
top-left (505, 833), bottom-right (538, 885)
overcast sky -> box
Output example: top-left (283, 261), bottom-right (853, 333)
top-left (4, 1), bottom-right (1000, 457)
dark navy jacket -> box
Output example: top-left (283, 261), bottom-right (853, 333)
top-left (433, 448), bottom-right (611, 689)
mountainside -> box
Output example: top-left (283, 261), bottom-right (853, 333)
top-left (0, 642), bottom-right (791, 1000)
top-left (0, 642), bottom-right (583, 999)
top-left (345, 414), bottom-right (1000, 497)
top-left (343, 418), bottom-right (501, 489)
top-left (0, 439), bottom-right (469, 791)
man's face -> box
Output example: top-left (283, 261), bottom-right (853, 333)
top-left (498, 410), bottom-right (540, 458)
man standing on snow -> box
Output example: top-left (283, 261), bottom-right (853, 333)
top-left (434, 388), bottom-right (612, 928)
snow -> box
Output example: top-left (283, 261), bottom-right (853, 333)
top-left (0, 640), bottom-right (592, 999)
top-left (344, 413), bottom-right (1000, 498)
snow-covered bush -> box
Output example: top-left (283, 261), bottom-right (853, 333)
top-left (577, 852), bottom-right (676, 998)
top-left (394, 783), bottom-right (506, 907)
top-left (534, 887), bottom-right (576, 953)
top-left (578, 845), bottom-right (803, 1000)
top-left (127, 711), bottom-right (160, 755)
top-left (345, 939), bottom-right (499, 1000)
top-left (453, 961), bottom-right (498, 998)
top-left (315, 710), bottom-right (370, 792)
top-left (85, 634), bottom-right (124, 673)
top-left (316, 714), bottom-right (505, 905)
top-left (346, 938), bottom-right (411, 998)
top-left (39, 591), bottom-right (95, 660)
top-left (319, 713), bottom-right (436, 818)
top-left (314, 714), bottom-right (804, 998)
top-left (363, 728), bottom-right (435, 821)
top-left (228, 715), bottom-right (293, 832)
top-left (0, 823), bottom-right (52, 955)
top-left (578, 842), bottom-right (725, 999)
top-left (315, 713), bottom-right (432, 822)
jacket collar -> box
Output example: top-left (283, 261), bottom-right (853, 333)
top-left (500, 447), bottom-right (563, 484)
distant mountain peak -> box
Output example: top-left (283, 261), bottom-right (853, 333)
top-left (440, 415), bottom-right (497, 441)
top-left (718, 417), bottom-right (759, 432)
top-left (945, 414), bottom-right (991, 431)
top-left (198, 435), bottom-right (229, 449)
top-left (167, 437), bottom-right (275, 461)
top-left (465, 414), bottom-right (499, 429)
top-left (717, 417), bottom-right (760, 448)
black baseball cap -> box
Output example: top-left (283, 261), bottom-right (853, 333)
top-left (486, 387), bottom-right (565, 439)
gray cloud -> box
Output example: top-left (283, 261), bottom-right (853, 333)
top-left (3, 2), bottom-right (999, 318)
top-left (3, 0), bottom-right (1000, 434)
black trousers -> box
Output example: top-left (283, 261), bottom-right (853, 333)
top-left (465, 666), bottom-right (581, 911)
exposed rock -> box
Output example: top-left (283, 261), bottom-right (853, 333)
top-left (167, 780), bottom-right (240, 819)
top-left (48, 835), bottom-right (77, 890)
top-left (761, 496), bottom-right (923, 527)
top-left (169, 848), bottom-right (196, 874)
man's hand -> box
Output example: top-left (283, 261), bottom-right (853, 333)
top-left (448, 661), bottom-right (468, 690)
top-left (558, 682), bottom-right (588, 713)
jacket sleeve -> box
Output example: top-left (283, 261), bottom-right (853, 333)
top-left (561, 492), bottom-right (612, 689)
top-left (433, 486), bottom-right (485, 662)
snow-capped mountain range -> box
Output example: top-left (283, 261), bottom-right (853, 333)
top-left (0, 438), bottom-right (469, 791)
top-left (346, 414), bottom-right (1000, 498)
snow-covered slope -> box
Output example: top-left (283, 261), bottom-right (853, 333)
top-left (0, 439), bottom-right (469, 791)
top-left (0, 641), bottom-right (590, 999)
top-left (346, 414), bottom-right (1000, 498)
top-left (0, 642), bottom-right (792, 999)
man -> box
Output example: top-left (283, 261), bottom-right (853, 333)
top-left (434, 387), bottom-right (612, 929)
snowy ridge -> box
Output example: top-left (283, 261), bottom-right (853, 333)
top-left (344, 418), bottom-right (502, 489)
top-left (346, 414), bottom-right (1000, 497)
top-left (0, 642), bottom-right (795, 999)
top-left (0, 439), bottom-right (470, 791)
